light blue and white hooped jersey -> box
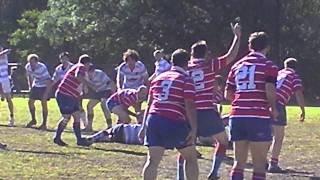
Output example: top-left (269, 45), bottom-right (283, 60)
top-left (89, 69), bottom-right (112, 92)
top-left (25, 62), bottom-right (51, 87)
top-left (52, 62), bottom-right (74, 82)
top-left (123, 124), bottom-right (142, 144)
top-left (0, 54), bottom-right (9, 81)
top-left (117, 61), bottom-right (148, 89)
top-left (154, 58), bottom-right (171, 76)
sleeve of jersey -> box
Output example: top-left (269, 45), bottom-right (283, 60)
top-left (183, 78), bottom-right (196, 100)
top-left (225, 69), bottom-right (236, 91)
top-left (265, 63), bottom-right (278, 83)
top-left (25, 64), bottom-right (30, 75)
top-left (212, 57), bottom-right (228, 72)
top-left (75, 66), bottom-right (86, 77)
top-left (293, 76), bottom-right (304, 92)
top-left (41, 65), bottom-right (51, 79)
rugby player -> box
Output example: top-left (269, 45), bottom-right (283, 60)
top-left (139, 49), bottom-right (199, 180)
top-left (116, 49), bottom-right (149, 123)
top-left (268, 58), bottom-right (305, 173)
top-left (178, 22), bottom-right (241, 180)
top-left (0, 45), bottom-right (14, 126)
top-left (25, 54), bottom-right (52, 130)
top-left (106, 86), bottom-right (148, 124)
top-left (225, 32), bottom-right (278, 180)
top-left (149, 49), bottom-right (171, 81)
top-left (84, 65), bottom-right (116, 131)
top-left (53, 54), bottom-right (96, 146)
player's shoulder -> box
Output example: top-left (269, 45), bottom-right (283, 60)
top-left (25, 63), bottom-right (30, 69)
top-left (136, 61), bottom-right (146, 69)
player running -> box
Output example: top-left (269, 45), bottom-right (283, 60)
top-left (53, 54), bottom-right (96, 146)
top-left (268, 58), bottom-right (305, 173)
top-left (177, 22), bottom-right (241, 180)
top-left (225, 32), bottom-right (278, 180)
top-left (0, 45), bottom-right (15, 126)
top-left (25, 54), bottom-right (52, 130)
top-left (106, 86), bottom-right (148, 124)
top-left (139, 49), bottom-right (199, 180)
top-left (84, 65), bottom-right (116, 131)
top-left (116, 49), bottom-right (149, 123)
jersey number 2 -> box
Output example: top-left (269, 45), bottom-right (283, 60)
top-left (235, 65), bottom-right (257, 90)
top-left (191, 70), bottom-right (205, 90)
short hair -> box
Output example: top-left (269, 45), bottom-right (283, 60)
top-left (78, 54), bottom-right (92, 64)
top-left (191, 40), bottom-right (207, 58)
top-left (171, 49), bottom-right (190, 67)
top-left (248, 32), bottom-right (269, 51)
top-left (123, 49), bottom-right (139, 61)
top-left (153, 49), bottom-right (164, 57)
top-left (284, 58), bottom-right (297, 69)
top-left (59, 51), bottom-right (70, 59)
top-left (27, 54), bottom-right (39, 62)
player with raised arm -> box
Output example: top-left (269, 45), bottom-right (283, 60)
top-left (268, 58), bottom-right (305, 173)
top-left (25, 54), bottom-right (52, 130)
top-left (139, 49), bottom-right (199, 180)
top-left (225, 32), bottom-right (278, 180)
top-left (53, 54), bottom-right (96, 146)
top-left (177, 22), bottom-right (241, 180)
top-left (106, 86), bottom-right (148, 124)
top-left (116, 49), bottom-right (149, 123)
top-left (0, 45), bottom-right (15, 126)
top-left (84, 65), bottom-right (116, 131)
top-left (149, 49), bottom-right (171, 81)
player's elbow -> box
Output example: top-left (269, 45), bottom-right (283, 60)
top-left (225, 90), bottom-right (234, 102)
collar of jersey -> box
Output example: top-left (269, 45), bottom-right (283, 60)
top-left (249, 51), bottom-right (266, 58)
top-left (171, 66), bottom-right (188, 75)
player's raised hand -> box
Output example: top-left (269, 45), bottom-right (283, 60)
top-left (231, 22), bottom-right (241, 37)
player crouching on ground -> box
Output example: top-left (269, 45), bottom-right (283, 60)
top-left (106, 86), bottom-right (148, 124)
top-left (86, 123), bottom-right (142, 145)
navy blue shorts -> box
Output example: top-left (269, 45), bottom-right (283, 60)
top-left (56, 93), bottom-right (80, 115)
top-left (106, 98), bottom-right (121, 112)
top-left (87, 90), bottom-right (112, 100)
top-left (197, 109), bottom-right (225, 137)
top-left (229, 117), bottom-right (272, 142)
top-left (29, 87), bottom-right (50, 100)
top-left (272, 103), bottom-right (287, 126)
top-left (144, 114), bottom-right (190, 149)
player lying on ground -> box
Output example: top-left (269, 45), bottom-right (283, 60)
top-left (0, 45), bottom-right (14, 126)
top-left (86, 123), bottom-right (142, 145)
top-left (268, 58), bottom-right (305, 173)
top-left (106, 86), bottom-right (148, 124)
top-left (84, 65), bottom-right (116, 131)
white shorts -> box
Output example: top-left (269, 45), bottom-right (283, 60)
top-left (0, 78), bottom-right (11, 94)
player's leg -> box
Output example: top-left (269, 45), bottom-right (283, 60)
top-left (178, 145), bottom-right (199, 180)
top-left (85, 99), bottom-right (99, 131)
top-left (86, 126), bottom-right (114, 143)
top-left (269, 125), bottom-right (285, 172)
top-left (230, 141), bottom-right (249, 179)
top-left (39, 97), bottom-right (49, 130)
top-left (54, 114), bottom-right (71, 146)
top-left (4, 93), bottom-right (14, 126)
top-left (26, 97), bottom-right (36, 127)
top-left (142, 146), bottom-right (165, 180)
top-left (248, 118), bottom-right (272, 179)
top-left (112, 105), bottom-right (131, 124)
top-left (79, 98), bottom-right (87, 127)
top-left (72, 109), bottom-right (92, 146)
top-left (100, 98), bottom-right (112, 128)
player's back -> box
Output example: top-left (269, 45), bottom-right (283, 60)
top-left (227, 52), bottom-right (278, 119)
top-left (276, 68), bottom-right (302, 105)
top-left (188, 58), bottom-right (227, 110)
top-left (149, 67), bottom-right (195, 121)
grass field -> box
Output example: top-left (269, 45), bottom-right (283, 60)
top-left (0, 98), bottom-right (319, 179)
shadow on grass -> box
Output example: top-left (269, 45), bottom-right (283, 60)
top-left (93, 147), bottom-right (147, 156)
top-left (11, 149), bottom-right (83, 156)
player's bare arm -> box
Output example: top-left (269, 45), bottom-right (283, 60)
top-left (27, 74), bottom-right (33, 91)
top-left (184, 98), bottom-right (197, 145)
top-left (116, 69), bottom-right (124, 90)
top-left (138, 94), bottom-right (152, 141)
top-left (42, 79), bottom-right (53, 100)
top-left (295, 89), bottom-right (305, 122)
top-left (266, 82), bottom-right (279, 120)
top-left (225, 89), bottom-right (235, 102)
top-left (76, 74), bottom-right (96, 91)
top-left (0, 48), bottom-right (11, 56)
top-left (220, 22), bottom-right (241, 64)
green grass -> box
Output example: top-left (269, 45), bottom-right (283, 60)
top-left (0, 98), bottom-right (319, 179)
